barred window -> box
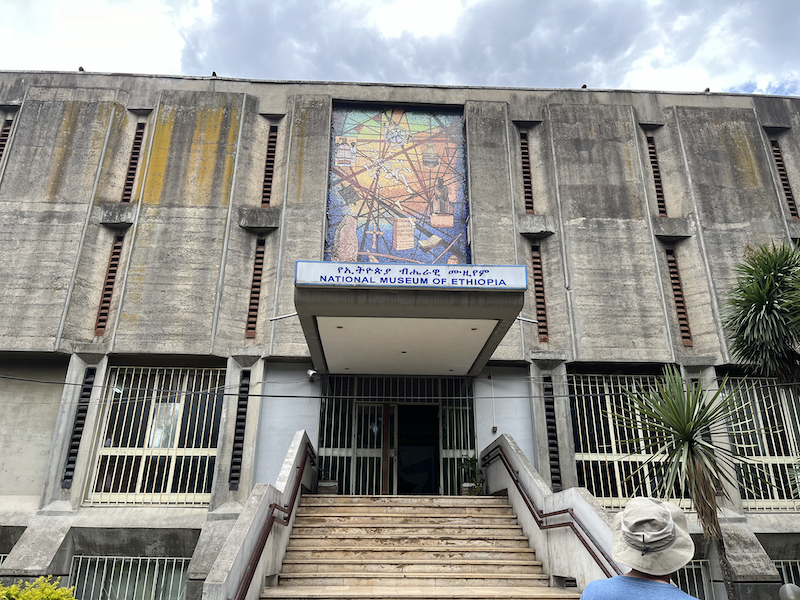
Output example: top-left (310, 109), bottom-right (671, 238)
top-left (71, 556), bottom-right (189, 600)
top-left (85, 367), bottom-right (225, 506)
top-left (725, 378), bottom-right (800, 511)
top-left (568, 373), bottom-right (692, 510)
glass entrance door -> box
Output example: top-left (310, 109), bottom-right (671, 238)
top-left (317, 376), bottom-right (475, 495)
top-left (397, 405), bottom-right (439, 494)
top-left (353, 403), bottom-right (395, 494)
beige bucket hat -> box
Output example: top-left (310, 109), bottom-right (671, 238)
top-left (612, 497), bottom-right (695, 576)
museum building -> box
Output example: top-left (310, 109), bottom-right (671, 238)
top-left (0, 70), bottom-right (799, 599)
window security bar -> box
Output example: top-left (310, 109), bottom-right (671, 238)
top-left (674, 560), bottom-right (715, 600)
top-left (570, 373), bottom-right (800, 512)
top-left (568, 373), bottom-right (694, 510)
top-left (70, 556), bottom-right (189, 600)
top-left (84, 367), bottom-right (225, 506)
top-left (775, 560), bottom-right (800, 585)
top-left (725, 379), bottom-right (800, 511)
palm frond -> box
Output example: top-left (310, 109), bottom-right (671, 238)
top-left (723, 243), bottom-right (800, 382)
top-left (613, 366), bottom-right (759, 540)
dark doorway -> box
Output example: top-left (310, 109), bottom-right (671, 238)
top-left (396, 405), bottom-right (439, 494)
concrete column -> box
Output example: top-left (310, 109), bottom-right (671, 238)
top-left (208, 356), bottom-right (254, 512)
top-left (550, 363), bottom-right (578, 489)
top-left (528, 362), bottom-right (547, 480)
top-left (698, 365), bottom-right (744, 514)
top-left (270, 95), bottom-right (332, 358)
top-left (465, 100), bottom-right (523, 362)
top-left (40, 353), bottom-right (109, 512)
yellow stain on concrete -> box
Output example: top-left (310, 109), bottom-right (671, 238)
top-left (220, 106), bottom-right (239, 206)
top-left (143, 102), bottom-right (240, 206)
top-left (45, 101), bottom-right (114, 202)
top-left (186, 106), bottom-right (223, 205)
top-left (97, 105), bottom-right (128, 203)
top-left (45, 101), bottom-right (82, 201)
top-left (187, 104), bottom-right (239, 206)
top-left (294, 113), bottom-right (308, 203)
top-left (142, 105), bottom-right (175, 204)
top-left (724, 123), bottom-right (763, 190)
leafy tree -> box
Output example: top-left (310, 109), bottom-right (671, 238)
top-left (0, 577), bottom-right (76, 600)
top-left (723, 242), bottom-right (800, 383)
top-left (615, 365), bottom-right (754, 600)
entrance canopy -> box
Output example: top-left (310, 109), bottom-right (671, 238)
top-left (294, 262), bottom-right (527, 376)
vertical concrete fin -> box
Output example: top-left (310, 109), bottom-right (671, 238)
top-left (55, 90), bottom-right (123, 351)
top-left (211, 94), bottom-right (248, 354)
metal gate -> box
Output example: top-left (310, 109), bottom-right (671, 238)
top-left (317, 376), bottom-right (475, 495)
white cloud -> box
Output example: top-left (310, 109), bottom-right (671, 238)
top-left (0, 0), bottom-right (204, 75)
top-left (358, 0), bottom-right (487, 38)
top-left (5, 0), bottom-right (796, 97)
top-left (620, 3), bottom-right (799, 94)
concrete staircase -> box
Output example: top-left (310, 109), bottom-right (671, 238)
top-left (261, 495), bottom-right (581, 600)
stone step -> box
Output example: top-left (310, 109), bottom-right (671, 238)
top-left (262, 585), bottom-right (582, 599)
top-left (276, 573), bottom-right (551, 587)
top-left (291, 524), bottom-right (523, 536)
top-left (301, 495), bottom-right (509, 507)
top-left (288, 534), bottom-right (531, 548)
top-left (293, 514), bottom-right (518, 525)
top-left (268, 495), bottom-right (567, 600)
top-left (297, 506), bottom-right (515, 516)
top-left (281, 560), bottom-right (543, 575)
top-left (285, 547), bottom-right (536, 560)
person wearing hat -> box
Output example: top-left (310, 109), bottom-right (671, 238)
top-left (581, 497), bottom-right (697, 599)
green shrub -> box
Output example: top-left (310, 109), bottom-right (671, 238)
top-left (0, 577), bottom-right (75, 600)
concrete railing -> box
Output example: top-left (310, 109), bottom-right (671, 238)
top-left (481, 434), bottom-right (621, 590)
top-left (202, 430), bottom-right (316, 600)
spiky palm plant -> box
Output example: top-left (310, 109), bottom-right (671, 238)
top-left (723, 242), bottom-right (800, 383)
top-left (614, 365), bottom-right (754, 600)
top-left (724, 242), bottom-right (800, 499)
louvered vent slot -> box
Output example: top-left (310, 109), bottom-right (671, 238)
top-left (771, 139), bottom-right (798, 219)
top-left (229, 369), bottom-right (251, 490)
top-left (62, 367), bottom-right (96, 489)
top-left (0, 119), bottom-right (13, 164)
top-left (531, 245), bottom-right (549, 342)
top-left (245, 239), bottom-right (266, 338)
top-left (262, 125), bottom-right (279, 206)
top-left (666, 248), bottom-right (692, 346)
top-left (647, 136), bottom-right (667, 217)
top-left (520, 131), bottom-right (534, 213)
top-left (543, 375), bottom-right (561, 492)
top-left (121, 123), bottom-right (146, 203)
top-left (94, 235), bottom-right (124, 336)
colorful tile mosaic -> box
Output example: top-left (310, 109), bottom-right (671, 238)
top-left (326, 106), bottom-right (470, 264)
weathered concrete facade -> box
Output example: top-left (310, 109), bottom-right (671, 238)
top-left (0, 71), bottom-right (798, 598)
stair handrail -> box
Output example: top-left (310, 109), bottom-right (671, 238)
top-left (482, 443), bottom-right (621, 578)
top-left (229, 440), bottom-right (317, 600)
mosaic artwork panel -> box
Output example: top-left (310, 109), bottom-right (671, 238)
top-left (326, 106), bottom-right (470, 264)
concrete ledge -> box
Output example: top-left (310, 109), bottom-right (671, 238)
top-left (237, 207), bottom-right (281, 233)
top-left (754, 97), bottom-right (794, 130)
top-left (530, 350), bottom-right (570, 366)
top-left (99, 203), bottom-right (137, 230)
top-left (0, 515), bottom-right (72, 579)
top-left (785, 220), bottom-right (800, 240)
top-left (651, 217), bottom-right (694, 241)
top-left (676, 355), bottom-right (719, 367)
top-left (517, 214), bottom-right (557, 239)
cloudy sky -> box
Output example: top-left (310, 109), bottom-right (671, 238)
top-left (5, 0), bottom-right (799, 95)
